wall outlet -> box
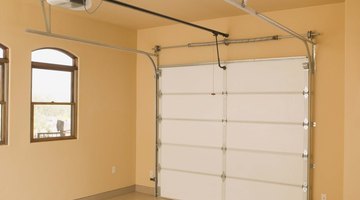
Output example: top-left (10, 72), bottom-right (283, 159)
top-left (112, 166), bottom-right (117, 174)
top-left (321, 193), bottom-right (327, 200)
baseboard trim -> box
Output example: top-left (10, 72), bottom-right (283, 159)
top-left (76, 185), bottom-right (135, 200)
top-left (135, 185), bottom-right (155, 195)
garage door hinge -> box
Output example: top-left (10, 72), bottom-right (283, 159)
top-left (303, 87), bottom-right (309, 98)
top-left (157, 115), bottom-right (162, 121)
top-left (302, 183), bottom-right (308, 192)
top-left (221, 172), bottom-right (226, 181)
top-left (302, 150), bottom-right (309, 158)
top-left (303, 119), bottom-right (309, 129)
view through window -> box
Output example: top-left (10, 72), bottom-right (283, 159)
top-left (31, 48), bottom-right (77, 142)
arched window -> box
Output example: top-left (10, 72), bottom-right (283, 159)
top-left (0, 44), bottom-right (9, 145)
top-left (31, 48), bottom-right (78, 142)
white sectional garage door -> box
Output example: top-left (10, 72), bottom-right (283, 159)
top-left (158, 57), bottom-right (310, 200)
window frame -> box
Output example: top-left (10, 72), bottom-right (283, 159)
top-left (0, 43), bottom-right (9, 145)
top-left (30, 48), bottom-right (78, 143)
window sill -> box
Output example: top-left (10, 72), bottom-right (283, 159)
top-left (30, 136), bottom-right (77, 143)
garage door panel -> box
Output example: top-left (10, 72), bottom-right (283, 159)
top-left (161, 65), bottom-right (224, 93)
top-left (226, 178), bottom-right (305, 200)
top-left (161, 145), bottom-right (223, 174)
top-left (160, 170), bottom-right (222, 200)
top-left (161, 95), bottom-right (223, 120)
top-left (161, 120), bottom-right (223, 147)
top-left (227, 94), bottom-right (305, 123)
top-left (158, 57), bottom-right (310, 200)
top-left (226, 151), bottom-right (304, 185)
top-left (227, 123), bottom-right (305, 154)
top-left (227, 58), bottom-right (308, 92)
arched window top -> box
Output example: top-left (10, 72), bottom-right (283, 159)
top-left (0, 44), bottom-right (7, 59)
top-left (31, 48), bottom-right (76, 67)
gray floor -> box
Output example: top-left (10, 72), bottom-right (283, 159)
top-left (107, 192), bottom-right (166, 200)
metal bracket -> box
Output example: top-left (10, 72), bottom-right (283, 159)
top-left (157, 115), bottom-right (162, 122)
top-left (40, 0), bottom-right (52, 33)
top-left (307, 31), bottom-right (316, 40)
top-left (154, 45), bottom-right (161, 55)
top-left (311, 163), bottom-right (316, 169)
top-left (221, 146), bottom-right (227, 152)
top-left (302, 62), bottom-right (310, 70)
top-left (156, 69), bottom-right (162, 78)
top-left (224, 38), bottom-right (230, 46)
top-left (312, 122), bottom-right (317, 128)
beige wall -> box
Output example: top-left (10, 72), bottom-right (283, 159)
top-left (136, 3), bottom-right (345, 200)
top-left (0, 0), bottom-right (137, 199)
top-left (344, 0), bottom-right (360, 200)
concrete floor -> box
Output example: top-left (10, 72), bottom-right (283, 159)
top-left (107, 192), bottom-right (166, 200)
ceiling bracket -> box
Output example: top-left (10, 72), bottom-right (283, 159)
top-left (40, 0), bottom-right (52, 33)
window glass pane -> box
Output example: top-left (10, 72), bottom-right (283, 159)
top-left (32, 69), bottom-right (72, 102)
top-left (0, 48), bottom-right (3, 58)
top-left (33, 105), bottom-right (72, 139)
top-left (32, 49), bottom-right (73, 66)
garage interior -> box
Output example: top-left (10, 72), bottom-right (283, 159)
top-left (0, 0), bottom-right (359, 200)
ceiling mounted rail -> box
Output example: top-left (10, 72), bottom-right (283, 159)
top-left (26, 29), bottom-right (156, 57)
top-left (103, 0), bottom-right (229, 38)
top-left (25, 29), bottom-right (158, 72)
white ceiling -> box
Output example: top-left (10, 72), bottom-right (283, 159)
top-left (37, 0), bottom-right (344, 29)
